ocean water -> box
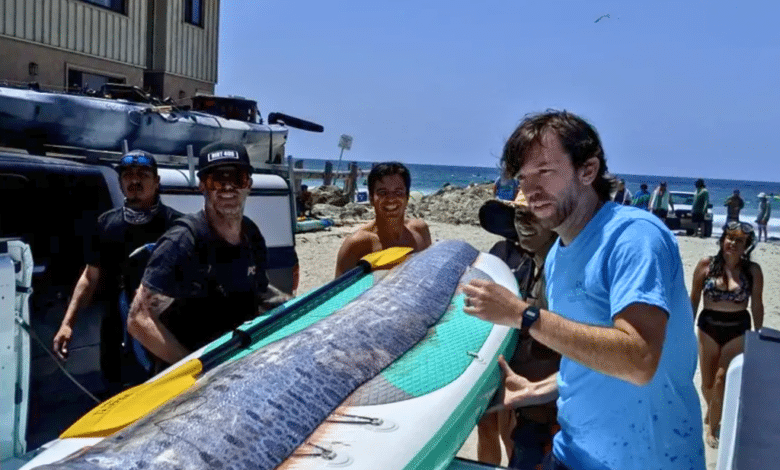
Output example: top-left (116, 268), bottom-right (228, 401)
top-left (295, 158), bottom-right (780, 238)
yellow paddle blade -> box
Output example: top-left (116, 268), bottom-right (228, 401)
top-left (362, 246), bottom-right (413, 269)
top-left (60, 358), bottom-right (204, 438)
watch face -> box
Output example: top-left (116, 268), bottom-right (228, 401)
top-left (522, 306), bottom-right (540, 329)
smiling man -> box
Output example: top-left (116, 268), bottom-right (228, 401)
top-left (128, 142), bottom-right (289, 366)
top-left (334, 162), bottom-right (431, 276)
top-left (53, 150), bottom-right (181, 389)
top-left (463, 111), bottom-right (705, 470)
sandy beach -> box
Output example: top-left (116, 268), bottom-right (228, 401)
top-left (295, 222), bottom-right (780, 469)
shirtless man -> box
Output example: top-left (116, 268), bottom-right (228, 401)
top-left (334, 162), bottom-right (432, 276)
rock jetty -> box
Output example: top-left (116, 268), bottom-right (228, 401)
top-left (308, 183), bottom-right (495, 226)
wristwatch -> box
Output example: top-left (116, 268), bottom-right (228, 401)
top-left (521, 305), bottom-right (541, 331)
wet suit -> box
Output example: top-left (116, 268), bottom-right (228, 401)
top-left (86, 203), bottom-right (181, 386)
top-left (141, 211), bottom-right (270, 356)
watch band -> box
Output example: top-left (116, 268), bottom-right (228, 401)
top-left (521, 305), bottom-right (541, 331)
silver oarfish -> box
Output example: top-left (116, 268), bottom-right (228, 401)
top-left (36, 240), bottom-right (478, 469)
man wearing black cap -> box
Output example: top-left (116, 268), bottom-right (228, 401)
top-left (128, 142), bottom-right (290, 366)
top-left (53, 150), bottom-right (182, 389)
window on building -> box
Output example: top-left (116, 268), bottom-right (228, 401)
top-left (184, 0), bottom-right (203, 26)
top-left (68, 70), bottom-right (125, 93)
top-left (81, 0), bottom-right (125, 14)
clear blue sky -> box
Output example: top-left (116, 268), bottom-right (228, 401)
top-left (216, 0), bottom-right (780, 182)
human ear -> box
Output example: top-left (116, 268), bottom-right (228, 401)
top-left (578, 156), bottom-right (600, 186)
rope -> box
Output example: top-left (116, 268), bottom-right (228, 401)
top-left (14, 316), bottom-right (101, 404)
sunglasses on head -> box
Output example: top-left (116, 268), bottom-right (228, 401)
top-left (204, 169), bottom-right (251, 189)
top-left (724, 221), bottom-right (754, 234)
top-left (120, 154), bottom-right (154, 167)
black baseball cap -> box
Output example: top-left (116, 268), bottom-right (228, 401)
top-left (197, 142), bottom-right (253, 177)
top-left (116, 150), bottom-right (157, 174)
top-left (479, 200), bottom-right (519, 242)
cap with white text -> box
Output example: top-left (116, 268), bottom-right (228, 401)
top-left (197, 142), bottom-right (253, 177)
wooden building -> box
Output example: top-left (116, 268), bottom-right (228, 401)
top-left (0, 0), bottom-right (219, 103)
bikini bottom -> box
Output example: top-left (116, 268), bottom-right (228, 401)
top-left (697, 309), bottom-right (751, 346)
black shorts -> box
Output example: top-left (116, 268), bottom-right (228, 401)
top-left (692, 212), bottom-right (705, 223)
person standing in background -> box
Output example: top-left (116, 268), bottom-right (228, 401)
top-left (494, 173), bottom-right (520, 201)
top-left (475, 191), bottom-right (560, 469)
top-left (612, 179), bottom-right (632, 205)
top-left (690, 222), bottom-right (763, 448)
top-left (649, 182), bottom-right (675, 220)
top-left (334, 162), bottom-right (431, 277)
top-left (724, 189), bottom-right (744, 223)
top-left (692, 179), bottom-right (710, 238)
top-left (756, 193), bottom-right (771, 242)
top-left (632, 183), bottom-right (651, 210)
top-left (53, 151), bottom-right (182, 389)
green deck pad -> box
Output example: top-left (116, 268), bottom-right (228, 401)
top-left (343, 265), bottom-right (499, 405)
top-left (202, 274), bottom-right (375, 363)
top-left (380, 292), bottom-right (493, 398)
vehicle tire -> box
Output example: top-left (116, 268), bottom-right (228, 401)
top-left (703, 221), bottom-right (713, 238)
top-left (686, 229), bottom-right (695, 236)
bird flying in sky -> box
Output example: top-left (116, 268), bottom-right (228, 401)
top-left (595, 14), bottom-right (611, 23)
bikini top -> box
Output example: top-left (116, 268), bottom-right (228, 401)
top-left (703, 261), bottom-right (751, 303)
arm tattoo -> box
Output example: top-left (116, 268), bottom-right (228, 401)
top-left (132, 287), bottom-right (175, 319)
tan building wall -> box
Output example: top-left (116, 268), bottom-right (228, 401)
top-left (0, 0), bottom-right (219, 99)
top-left (0, 0), bottom-right (148, 66)
top-left (0, 35), bottom-right (143, 89)
top-left (150, 0), bottom-right (219, 84)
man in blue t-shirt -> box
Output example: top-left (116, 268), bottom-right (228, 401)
top-left (463, 111), bottom-right (704, 470)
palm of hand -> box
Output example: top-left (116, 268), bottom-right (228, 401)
top-left (503, 370), bottom-right (534, 409)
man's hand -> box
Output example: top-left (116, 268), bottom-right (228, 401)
top-left (259, 284), bottom-right (292, 313)
top-left (52, 324), bottom-right (73, 360)
top-left (462, 279), bottom-right (525, 329)
top-left (488, 355), bottom-right (559, 412)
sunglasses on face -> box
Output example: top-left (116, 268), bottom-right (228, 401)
top-left (204, 169), bottom-right (251, 190)
top-left (120, 154), bottom-right (154, 167)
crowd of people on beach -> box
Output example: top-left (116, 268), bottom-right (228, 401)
top-left (51, 110), bottom-right (769, 470)
top-left (610, 176), bottom-right (774, 242)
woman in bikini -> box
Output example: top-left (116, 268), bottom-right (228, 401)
top-left (690, 221), bottom-right (764, 448)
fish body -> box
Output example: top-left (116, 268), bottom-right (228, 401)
top-left (36, 240), bottom-right (478, 470)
